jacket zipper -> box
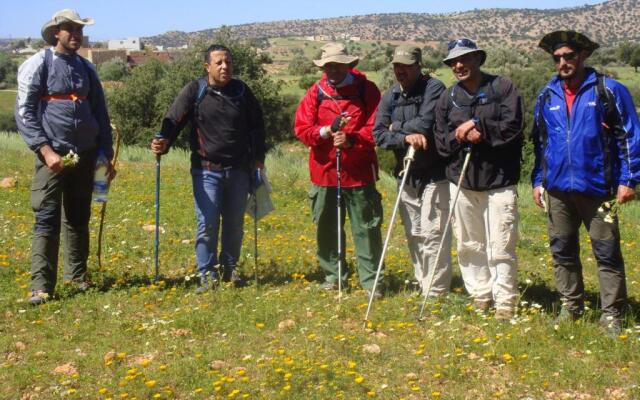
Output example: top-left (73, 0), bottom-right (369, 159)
top-left (565, 98), bottom-right (573, 191)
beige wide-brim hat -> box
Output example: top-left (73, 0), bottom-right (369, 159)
top-left (313, 43), bottom-right (359, 67)
top-left (41, 9), bottom-right (94, 46)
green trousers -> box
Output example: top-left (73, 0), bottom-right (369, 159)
top-left (30, 152), bottom-right (96, 294)
top-left (309, 184), bottom-right (383, 290)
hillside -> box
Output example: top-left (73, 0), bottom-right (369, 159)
top-left (144, 0), bottom-right (640, 48)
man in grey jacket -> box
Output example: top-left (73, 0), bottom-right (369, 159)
top-left (14, 9), bottom-right (114, 305)
top-left (373, 45), bottom-right (451, 298)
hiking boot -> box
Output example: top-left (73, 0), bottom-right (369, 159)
top-left (554, 307), bottom-right (583, 324)
top-left (599, 315), bottom-right (623, 336)
top-left (195, 273), bottom-right (218, 294)
top-left (73, 280), bottom-right (91, 292)
top-left (321, 281), bottom-right (339, 290)
top-left (28, 290), bottom-right (49, 306)
top-left (494, 308), bottom-right (515, 321)
top-left (473, 299), bottom-right (492, 313)
top-left (365, 288), bottom-right (382, 300)
top-left (222, 267), bottom-right (245, 287)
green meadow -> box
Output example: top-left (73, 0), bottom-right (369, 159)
top-left (1, 131), bottom-right (639, 399)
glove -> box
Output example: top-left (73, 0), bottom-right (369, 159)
top-left (330, 116), bottom-right (344, 133)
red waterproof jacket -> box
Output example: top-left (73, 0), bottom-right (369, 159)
top-left (294, 69), bottom-right (381, 187)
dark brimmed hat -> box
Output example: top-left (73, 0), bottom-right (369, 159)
top-left (41, 9), bottom-right (94, 46)
top-left (313, 43), bottom-right (359, 67)
top-left (538, 30), bottom-right (599, 56)
top-left (442, 38), bottom-right (486, 66)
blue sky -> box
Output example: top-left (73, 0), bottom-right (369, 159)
top-left (1, 0), bottom-right (603, 41)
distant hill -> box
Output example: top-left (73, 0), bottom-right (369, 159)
top-left (144, 0), bottom-right (640, 48)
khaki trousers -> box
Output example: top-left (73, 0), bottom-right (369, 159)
top-left (398, 180), bottom-right (452, 296)
top-left (452, 184), bottom-right (519, 310)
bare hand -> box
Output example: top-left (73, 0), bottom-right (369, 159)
top-left (332, 131), bottom-right (352, 149)
top-left (617, 185), bottom-right (636, 204)
top-left (40, 145), bottom-right (64, 173)
top-left (466, 128), bottom-right (482, 144)
top-left (532, 186), bottom-right (544, 209)
top-left (150, 138), bottom-right (169, 155)
top-left (455, 119), bottom-right (476, 142)
top-left (405, 134), bottom-right (428, 150)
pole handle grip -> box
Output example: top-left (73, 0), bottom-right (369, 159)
top-left (404, 146), bottom-right (416, 162)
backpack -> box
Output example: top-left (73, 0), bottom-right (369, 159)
top-left (388, 75), bottom-right (431, 118)
top-left (536, 73), bottom-right (622, 195)
top-left (315, 78), bottom-right (366, 109)
top-left (192, 76), bottom-right (246, 121)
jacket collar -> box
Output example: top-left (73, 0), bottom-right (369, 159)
top-left (549, 67), bottom-right (597, 96)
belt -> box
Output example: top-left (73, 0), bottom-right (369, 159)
top-left (200, 160), bottom-right (235, 171)
top-left (42, 94), bottom-right (87, 102)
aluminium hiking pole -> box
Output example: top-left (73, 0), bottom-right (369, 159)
top-left (418, 145), bottom-right (472, 320)
top-left (336, 148), bottom-right (343, 301)
top-left (363, 146), bottom-right (416, 328)
top-left (153, 133), bottom-right (163, 282)
top-left (253, 168), bottom-right (261, 289)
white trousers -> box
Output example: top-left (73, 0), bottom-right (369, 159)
top-left (398, 180), bottom-right (452, 296)
top-left (452, 184), bottom-right (519, 310)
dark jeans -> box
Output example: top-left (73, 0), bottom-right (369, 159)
top-left (30, 151), bottom-right (96, 294)
top-left (547, 191), bottom-right (627, 318)
top-left (191, 168), bottom-right (250, 276)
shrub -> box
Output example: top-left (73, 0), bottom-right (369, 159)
top-left (107, 37), bottom-right (293, 150)
top-left (98, 58), bottom-right (130, 82)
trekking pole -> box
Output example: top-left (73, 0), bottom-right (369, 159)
top-left (363, 146), bottom-right (416, 328)
top-left (253, 168), bottom-right (260, 289)
top-left (418, 145), bottom-right (472, 320)
top-left (153, 133), bottom-right (163, 282)
top-left (97, 123), bottom-right (121, 270)
top-left (336, 148), bottom-right (343, 301)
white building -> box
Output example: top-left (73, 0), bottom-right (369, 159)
top-left (108, 37), bottom-right (143, 51)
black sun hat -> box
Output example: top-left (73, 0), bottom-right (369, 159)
top-left (538, 30), bottom-right (599, 56)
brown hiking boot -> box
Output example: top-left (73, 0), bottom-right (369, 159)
top-left (473, 299), bottom-right (492, 313)
top-left (494, 308), bottom-right (515, 321)
top-left (28, 290), bottom-right (49, 306)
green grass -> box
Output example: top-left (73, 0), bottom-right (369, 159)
top-left (1, 131), bottom-right (639, 399)
top-left (0, 90), bottom-right (16, 112)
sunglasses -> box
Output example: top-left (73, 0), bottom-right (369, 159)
top-left (552, 51), bottom-right (577, 63)
top-left (448, 38), bottom-right (477, 50)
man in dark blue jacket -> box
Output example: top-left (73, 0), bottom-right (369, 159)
top-left (15, 9), bottom-right (114, 305)
top-left (532, 31), bottom-right (640, 334)
top-left (373, 45), bottom-right (450, 298)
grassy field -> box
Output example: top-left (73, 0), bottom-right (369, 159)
top-left (1, 131), bottom-right (639, 399)
top-left (0, 90), bottom-right (16, 110)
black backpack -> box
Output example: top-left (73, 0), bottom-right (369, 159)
top-left (192, 76), bottom-right (246, 121)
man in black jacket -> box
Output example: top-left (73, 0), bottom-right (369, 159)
top-left (434, 38), bottom-right (524, 320)
top-left (150, 44), bottom-right (266, 292)
top-left (373, 45), bottom-right (451, 298)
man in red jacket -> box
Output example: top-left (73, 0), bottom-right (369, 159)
top-left (294, 43), bottom-right (383, 297)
